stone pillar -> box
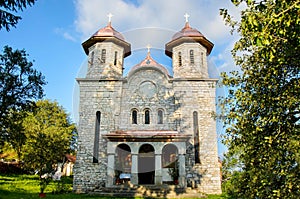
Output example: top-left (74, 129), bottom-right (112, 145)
top-left (131, 153), bottom-right (138, 185)
top-left (178, 154), bottom-right (186, 187)
top-left (155, 153), bottom-right (162, 185)
top-left (106, 153), bottom-right (115, 187)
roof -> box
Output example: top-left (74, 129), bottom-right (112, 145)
top-left (127, 52), bottom-right (170, 78)
top-left (92, 22), bottom-right (125, 40)
top-left (165, 22), bottom-right (214, 57)
top-left (82, 22), bottom-right (131, 57)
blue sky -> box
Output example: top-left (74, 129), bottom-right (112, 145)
top-left (0, 0), bottom-right (241, 156)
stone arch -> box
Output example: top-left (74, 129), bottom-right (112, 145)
top-left (162, 144), bottom-right (178, 168)
top-left (115, 143), bottom-right (132, 183)
top-left (138, 144), bottom-right (155, 184)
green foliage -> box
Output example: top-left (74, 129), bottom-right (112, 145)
top-left (0, 0), bottom-right (36, 31)
top-left (221, 148), bottom-right (244, 198)
top-left (4, 109), bottom-right (27, 160)
top-left (22, 100), bottom-right (75, 172)
top-left (0, 46), bottom-right (46, 148)
top-left (168, 160), bottom-right (179, 182)
top-left (21, 100), bottom-right (75, 192)
top-left (219, 0), bottom-right (300, 198)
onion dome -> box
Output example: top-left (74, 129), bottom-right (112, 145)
top-left (165, 21), bottom-right (214, 57)
top-left (128, 50), bottom-right (170, 78)
top-left (82, 21), bottom-right (131, 57)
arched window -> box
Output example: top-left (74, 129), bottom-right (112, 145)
top-left (178, 52), bottom-right (182, 66)
top-left (114, 51), bottom-right (118, 66)
top-left (193, 111), bottom-right (200, 163)
top-left (158, 109), bottom-right (163, 124)
top-left (190, 50), bottom-right (194, 64)
top-left (90, 51), bottom-right (94, 66)
top-left (201, 52), bottom-right (204, 66)
top-left (145, 109), bottom-right (150, 124)
top-left (93, 111), bottom-right (101, 163)
top-left (132, 109), bottom-right (137, 124)
top-left (101, 49), bottom-right (106, 63)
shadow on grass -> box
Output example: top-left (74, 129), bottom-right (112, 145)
top-left (0, 189), bottom-right (38, 199)
top-left (0, 189), bottom-right (139, 199)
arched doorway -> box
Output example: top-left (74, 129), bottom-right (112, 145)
top-left (115, 144), bottom-right (131, 184)
top-left (162, 144), bottom-right (178, 184)
top-left (138, 144), bottom-right (155, 184)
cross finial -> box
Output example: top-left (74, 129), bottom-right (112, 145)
top-left (146, 44), bottom-right (152, 53)
top-left (107, 13), bottom-right (113, 23)
top-left (184, 13), bottom-right (190, 23)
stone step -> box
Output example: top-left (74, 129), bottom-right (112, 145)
top-left (92, 185), bottom-right (206, 198)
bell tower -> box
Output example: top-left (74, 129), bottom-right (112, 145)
top-left (82, 14), bottom-right (131, 79)
top-left (74, 14), bottom-right (131, 192)
top-left (165, 14), bottom-right (213, 79)
top-left (165, 14), bottom-right (221, 194)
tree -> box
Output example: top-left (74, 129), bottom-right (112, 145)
top-left (0, 0), bottom-right (36, 31)
top-left (5, 109), bottom-right (27, 160)
top-left (221, 146), bottom-right (244, 197)
top-left (0, 46), bottom-right (46, 147)
top-left (219, 0), bottom-right (299, 198)
top-left (22, 100), bottom-right (75, 192)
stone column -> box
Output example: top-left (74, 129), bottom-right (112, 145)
top-left (178, 154), bottom-right (186, 187)
top-left (106, 153), bottom-right (115, 187)
top-left (131, 153), bottom-right (138, 185)
top-left (155, 153), bottom-right (162, 185)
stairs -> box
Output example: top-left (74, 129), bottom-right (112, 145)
top-left (92, 185), bottom-right (206, 198)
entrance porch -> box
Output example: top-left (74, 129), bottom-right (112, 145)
top-left (103, 131), bottom-right (191, 187)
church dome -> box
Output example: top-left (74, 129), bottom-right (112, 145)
top-left (128, 51), bottom-right (170, 78)
top-left (82, 22), bottom-right (131, 57)
top-left (92, 22), bottom-right (126, 41)
top-left (172, 22), bottom-right (204, 40)
top-left (165, 22), bottom-right (214, 57)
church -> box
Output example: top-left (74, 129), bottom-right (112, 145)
top-left (73, 14), bottom-right (222, 195)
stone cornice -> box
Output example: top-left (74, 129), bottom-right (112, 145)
top-left (76, 78), bottom-right (127, 82)
top-left (103, 130), bottom-right (191, 142)
top-left (169, 78), bottom-right (218, 82)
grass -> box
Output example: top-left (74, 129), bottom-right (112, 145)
top-left (0, 174), bottom-right (226, 199)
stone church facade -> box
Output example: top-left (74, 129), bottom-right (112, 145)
top-left (73, 17), bottom-right (221, 195)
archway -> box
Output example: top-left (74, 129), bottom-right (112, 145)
top-left (115, 144), bottom-right (131, 184)
top-left (162, 144), bottom-right (178, 184)
top-left (138, 144), bottom-right (155, 184)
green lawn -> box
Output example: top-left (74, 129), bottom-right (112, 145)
top-left (0, 174), bottom-right (225, 199)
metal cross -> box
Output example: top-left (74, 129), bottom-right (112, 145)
top-left (184, 13), bottom-right (190, 22)
top-left (107, 13), bottom-right (113, 22)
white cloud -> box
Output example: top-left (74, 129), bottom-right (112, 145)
top-left (74, 0), bottom-right (237, 40)
top-left (73, 0), bottom-right (242, 75)
top-left (54, 28), bottom-right (77, 42)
